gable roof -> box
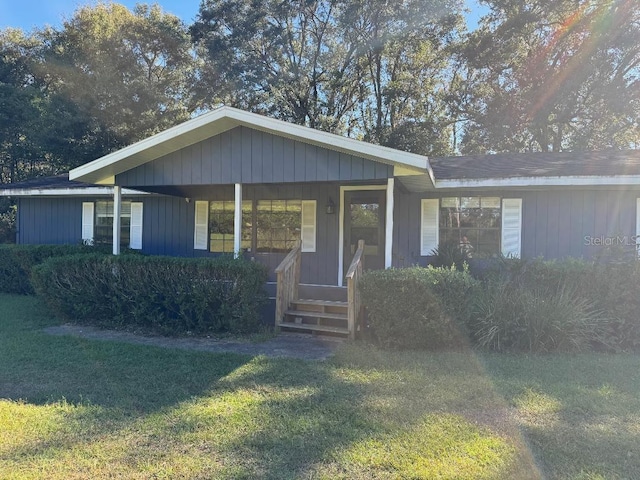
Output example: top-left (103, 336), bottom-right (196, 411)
top-left (70, 106), bottom-right (432, 185)
top-left (429, 150), bottom-right (640, 188)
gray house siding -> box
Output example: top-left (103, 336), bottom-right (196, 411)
top-left (521, 189), bottom-right (638, 259)
top-left (15, 183), bottom-right (340, 285)
top-left (115, 126), bottom-right (394, 188)
top-left (17, 197), bottom-right (84, 245)
top-left (175, 183), bottom-right (340, 285)
top-left (140, 184), bottom-right (340, 284)
top-left (392, 188), bottom-right (640, 266)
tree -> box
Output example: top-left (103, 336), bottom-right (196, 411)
top-left (192, 0), bottom-right (465, 154)
top-left (458, 0), bottom-right (640, 153)
top-left (41, 3), bottom-right (197, 164)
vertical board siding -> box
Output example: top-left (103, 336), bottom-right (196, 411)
top-left (116, 126), bottom-right (393, 187)
top-left (392, 188), bottom-right (640, 266)
top-left (18, 198), bottom-right (83, 245)
top-left (134, 184), bottom-right (340, 284)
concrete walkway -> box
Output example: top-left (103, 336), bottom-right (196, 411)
top-left (44, 324), bottom-right (342, 361)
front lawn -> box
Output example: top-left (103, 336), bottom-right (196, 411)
top-left (1, 293), bottom-right (639, 479)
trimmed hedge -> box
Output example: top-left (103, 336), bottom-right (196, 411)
top-left (359, 266), bottom-right (479, 349)
top-left (0, 244), bottom-right (107, 294)
top-left (31, 254), bottom-right (268, 335)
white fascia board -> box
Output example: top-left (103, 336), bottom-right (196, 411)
top-left (435, 175), bottom-right (640, 189)
top-left (70, 108), bottom-right (237, 183)
top-left (70, 106), bottom-right (430, 184)
top-left (228, 108), bottom-right (430, 170)
top-left (0, 187), bottom-right (150, 197)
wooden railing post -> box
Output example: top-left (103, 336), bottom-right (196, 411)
top-left (346, 239), bottom-right (365, 340)
top-left (275, 240), bottom-right (302, 329)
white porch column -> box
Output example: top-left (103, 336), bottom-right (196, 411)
top-left (112, 185), bottom-right (122, 255)
top-left (385, 178), bottom-right (394, 268)
top-left (234, 183), bottom-right (242, 257)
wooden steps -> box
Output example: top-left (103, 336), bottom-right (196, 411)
top-left (279, 297), bottom-right (350, 337)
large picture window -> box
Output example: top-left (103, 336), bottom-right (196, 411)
top-left (194, 199), bottom-right (316, 253)
top-left (439, 196), bottom-right (502, 257)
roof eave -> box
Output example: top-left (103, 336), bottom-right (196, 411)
top-left (435, 175), bottom-right (640, 189)
top-left (70, 106), bottom-right (431, 184)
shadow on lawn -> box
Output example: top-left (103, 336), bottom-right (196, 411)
top-left (480, 354), bottom-right (640, 478)
top-left (0, 295), bottom-right (536, 478)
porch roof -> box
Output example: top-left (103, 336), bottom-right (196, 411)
top-left (69, 106), bottom-right (433, 186)
top-left (0, 174), bottom-right (148, 197)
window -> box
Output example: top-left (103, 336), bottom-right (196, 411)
top-left (195, 199), bottom-right (316, 253)
top-left (209, 200), bottom-right (252, 253)
top-left (95, 201), bottom-right (131, 247)
top-left (82, 201), bottom-right (143, 249)
top-left (421, 196), bottom-right (522, 258)
top-left (439, 196), bottom-right (502, 257)
top-left (256, 200), bottom-right (303, 253)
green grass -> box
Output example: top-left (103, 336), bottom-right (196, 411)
top-left (1, 294), bottom-right (639, 479)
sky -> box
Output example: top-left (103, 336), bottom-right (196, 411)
top-left (0, 0), bottom-right (488, 31)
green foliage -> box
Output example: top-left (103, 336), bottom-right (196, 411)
top-left (31, 254), bottom-right (268, 335)
top-left (361, 258), bottom-right (640, 353)
top-left (0, 244), bottom-right (101, 294)
top-left (0, 199), bottom-right (15, 243)
top-left (359, 266), bottom-right (477, 349)
top-left (474, 257), bottom-right (640, 353)
top-left (459, 0), bottom-right (640, 152)
top-left (429, 241), bottom-right (469, 270)
top-left (472, 282), bottom-right (601, 353)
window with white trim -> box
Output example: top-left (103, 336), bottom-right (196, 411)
top-left (421, 196), bottom-right (522, 258)
top-left (440, 196), bottom-right (502, 257)
top-left (82, 200), bottom-right (143, 249)
top-left (194, 199), bottom-right (317, 253)
top-left (209, 200), bottom-right (252, 253)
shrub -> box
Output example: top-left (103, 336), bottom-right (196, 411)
top-left (578, 262), bottom-right (640, 352)
top-left (31, 254), bottom-right (268, 335)
top-left (359, 266), bottom-right (478, 349)
top-left (0, 244), bottom-right (105, 294)
top-left (472, 282), bottom-right (602, 353)
top-left (477, 257), bottom-right (640, 352)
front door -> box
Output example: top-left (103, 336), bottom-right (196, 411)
top-left (343, 190), bottom-right (386, 273)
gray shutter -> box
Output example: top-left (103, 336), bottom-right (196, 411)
top-left (129, 202), bottom-right (143, 250)
top-left (501, 198), bottom-right (523, 258)
top-left (301, 200), bottom-right (316, 252)
top-left (194, 201), bottom-right (209, 250)
top-left (82, 202), bottom-right (94, 244)
top-left (421, 199), bottom-right (439, 255)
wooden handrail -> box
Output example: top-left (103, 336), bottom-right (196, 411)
top-left (275, 240), bottom-right (302, 328)
top-left (346, 239), bottom-right (365, 340)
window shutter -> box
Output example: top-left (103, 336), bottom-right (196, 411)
top-left (502, 198), bottom-right (523, 258)
top-left (301, 200), bottom-right (316, 252)
top-left (82, 202), bottom-right (94, 244)
top-left (420, 199), bottom-right (439, 256)
top-left (194, 201), bottom-right (209, 250)
top-left (129, 202), bottom-right (143, 250)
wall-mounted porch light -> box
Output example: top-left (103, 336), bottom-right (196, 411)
top-left (326, 197), bottom-right (336, 215)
